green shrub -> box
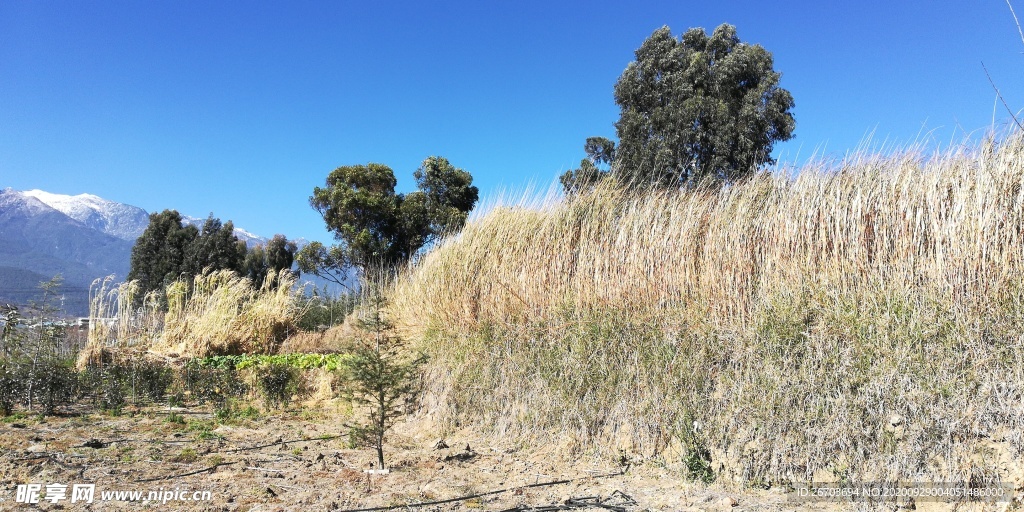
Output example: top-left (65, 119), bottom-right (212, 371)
top-left (129, 361), bottom-right (174, 404)
top-left (257, 362), bottom-right (299, 408)
top-left (0, 361), bottom-right (24, 416)
top-left (678, 413), bottom-right (714, 484)
top-left (181, 361), bottom-right (247, 408)
top-left (78, 364), bottom-right (129, 412)
top-left (29, 360), bottom-right (77, 415)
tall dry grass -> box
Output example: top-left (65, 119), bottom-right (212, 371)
top-left (82, 270), bottom-right (305, 362)
top-left (390, 134), bottom-right (1024, 486)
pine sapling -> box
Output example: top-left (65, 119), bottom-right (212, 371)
top-left (345, 292), bottom-right (426, 470)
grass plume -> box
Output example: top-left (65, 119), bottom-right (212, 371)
top-left (82, 270), bottom-right (305, 363)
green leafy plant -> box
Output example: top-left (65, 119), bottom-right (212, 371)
top-left (195, 353), bottom-right (355, 372)
top-left (678, 413), bottom-right (714, 484)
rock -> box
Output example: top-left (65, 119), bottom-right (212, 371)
top-left (27, 444), bottom-right (46, 453)
top-left (717, 496), bottom-right (738, 508)
top-left (889, 414), bottom-right (904, 428)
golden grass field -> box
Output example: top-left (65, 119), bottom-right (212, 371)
top-left (389, 133), bottom-right (1024, 488)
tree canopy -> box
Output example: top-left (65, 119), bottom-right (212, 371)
top-left (128, 210), bottom-right (199, 298)
top-left (559, 136), bottom-right (616, 195)
top-left (243, 234), bottom-right (298, 288)
top-left (129, 211), bottom-right (294, 301)
top-left (298, 156), bottom-right (478, 283)
top-left (595, 23), bottom-right (795, 190)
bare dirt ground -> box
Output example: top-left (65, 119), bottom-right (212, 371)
top-left (0, 404), bottom-right (1000, 512)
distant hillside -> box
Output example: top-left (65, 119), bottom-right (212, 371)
top-left (0, 189), bottom-right (133, 316)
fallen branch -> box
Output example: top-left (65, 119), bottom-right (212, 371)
top-left (134, 461), bottom-right (237, 483)
top-left (338, 467), bottom-right (629, 512)
top-left (219, 435), bottom-right (341, 454)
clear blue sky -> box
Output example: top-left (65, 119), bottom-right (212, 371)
top-left (2, 1), bottom-right (1022, 243)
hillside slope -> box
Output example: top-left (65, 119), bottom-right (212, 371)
top-left (391, 135), bottom-right (1024, 487)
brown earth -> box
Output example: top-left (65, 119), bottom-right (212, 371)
top-left (0, 404), bottom-right (1009, 512)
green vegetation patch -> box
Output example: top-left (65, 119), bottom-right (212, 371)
top-left (194, 353), bottom-right (354, 372)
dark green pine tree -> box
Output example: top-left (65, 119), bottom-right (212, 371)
top-left (243, 234), bottom-right (297, 288)
top-left (128, 210), bottom-right (198, 299)
top-left (186, 215), bottom-right (246, 276)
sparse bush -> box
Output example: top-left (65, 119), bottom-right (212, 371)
top-left (678, 413), bottom-right (714, 484)
top-left (257, 362), bottom-right (299, 408)
top-left (214, 400), bottom-right (260, 422)
top-left (129, 361), bottom-right (175, 404)
top-left (0, 361), bottom-right (23, 416)
top-left (78, 364), bottom-right (129, 412)
top-left (345, 289), bottom-right (427, 470)
top-left (296, 291), bottom-right (359, 332)
top-left (29, 360), bottom-right (77, 415)
top-left (181, 361), bottom-right (247, 409)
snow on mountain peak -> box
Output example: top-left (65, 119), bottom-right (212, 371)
top-left (21, 189), bottom-right (150, 241)
top-left (12, 188), bottom-right (270, 246)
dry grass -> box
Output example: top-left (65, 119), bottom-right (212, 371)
top-left (81, 270), bottom-right (306, 361)
top-left (390, 134), bottom-right (1024, 486)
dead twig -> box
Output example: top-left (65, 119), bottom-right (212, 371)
top-left (337, 467), bottom-right (628, 512)
top-left (1008, 0), bottom-right (1024, 47)
top-left (983, 61), bottom-right (1024, 130)
top-left (218, 435), bottom-right (341, 454)
top-left (134, 461), bottom-right (236, 483)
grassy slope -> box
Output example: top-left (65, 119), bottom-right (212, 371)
top-left (391, 135), bottom-right (1024, 486)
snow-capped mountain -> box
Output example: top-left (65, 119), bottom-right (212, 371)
top-left (0, 188), bottom-right (134, 315)
top-left (1, 187), bottom-right (342, 316)
top-left (22, 189), bottom-right (150, 241)
top-left (19, 189), bottom-right (270, 247)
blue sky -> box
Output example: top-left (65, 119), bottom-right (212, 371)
top-left (2, 1), bottom-right (1022, 243)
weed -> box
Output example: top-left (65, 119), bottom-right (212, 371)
top-left (257, 363), bottom-right (299, 408)
top-left (171, 448), bottom-right (199, 463)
